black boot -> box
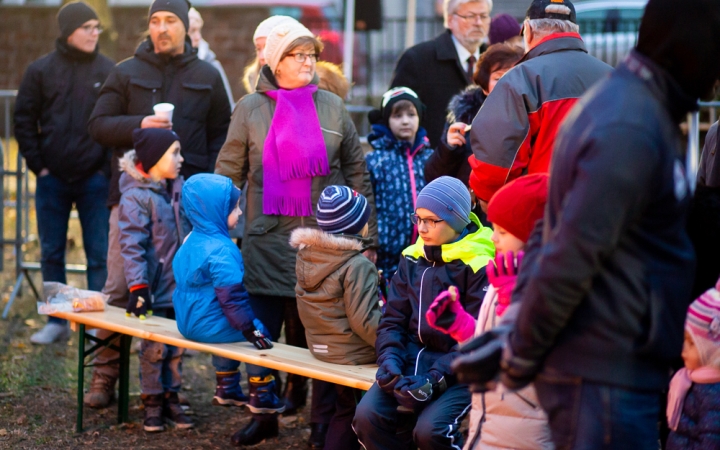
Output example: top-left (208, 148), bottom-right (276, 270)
top-left (141, 394), bottom-right (165, 433)
top-left (163, 392), bottom-right (195, 429)
top-left (308, 423), bottom-right (329, 449)
top-left (231, 414), bottom-right (279, 446)
top-left (282, 373), bottom-right (308, 415)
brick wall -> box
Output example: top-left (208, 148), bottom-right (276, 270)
top-left (0, 5), bottom-right (269, 100)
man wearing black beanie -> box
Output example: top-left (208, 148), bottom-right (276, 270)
top-left (453, 0), bottom-right (720, 448)
top-left (14, 2), bottom-right (114, 346)
top-left (86, 0), bottom-right (230, 413)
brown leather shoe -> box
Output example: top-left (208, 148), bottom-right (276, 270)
top-left (84, 368), bottom-right (118, 409)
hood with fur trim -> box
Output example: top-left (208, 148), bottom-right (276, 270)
top-left (446, 84), bottom-right (487, 125)
top-left (290, 227), bottom-right (372, 291)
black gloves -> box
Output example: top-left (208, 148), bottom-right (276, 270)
top-left (452, 324), bottom-right (540, 392)
top-left (451, 324), bottom-right (510, 392)
top-left (376, 359), bottom-right (403, 393)
top-left (126, 286), bottom-right (152, 319)
top-left (242, 327), bottom-right (273, 350)
top-left (393, 371), bottom-right (447, 412)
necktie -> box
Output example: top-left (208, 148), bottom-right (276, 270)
top-left (467, 55), bottom-right (477, 81)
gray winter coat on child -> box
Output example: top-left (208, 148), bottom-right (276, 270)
top-left (118, 151), bottom-right (189, 310)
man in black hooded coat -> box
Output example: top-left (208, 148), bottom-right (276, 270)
top-left (452, 0), bottom-right (720, 448)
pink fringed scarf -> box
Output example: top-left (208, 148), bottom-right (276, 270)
top-left (262, 84), bottom-right (329, 216)
top-left (667, 367), bottom-right (720, 431)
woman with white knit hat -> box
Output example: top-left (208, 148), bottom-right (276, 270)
top-left (215, 19), bottom-right (378, 448)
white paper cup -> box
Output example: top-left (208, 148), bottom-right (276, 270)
top-left (153, 103), bottom-right (174, 122)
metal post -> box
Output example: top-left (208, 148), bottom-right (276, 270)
top-left (343, 0), bottom-right (357, 91)
top-left (77, 324), bottom-right (86, 433)
top-left (117, 334), bottom-right (131, 424)
top-left (405, 0), bottom-right (417, 49)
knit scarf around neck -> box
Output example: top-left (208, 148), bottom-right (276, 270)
top-left (262, 84), bottom-right (329, 216)
top-left (666, 366), bottom-right (720, 431)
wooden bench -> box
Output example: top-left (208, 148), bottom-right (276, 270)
top-left (51, 305), bottom-right (377, 432)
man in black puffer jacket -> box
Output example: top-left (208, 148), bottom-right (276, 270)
top-left (84, 0), bottom-right (230, 410)
top-left (14, 2), bottom-right (114, 345)
top-left (453, 0), bottom-right (720, 448)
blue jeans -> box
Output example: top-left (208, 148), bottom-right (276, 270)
top-left (35, 172), bottom-right (109, 325)
top-left (138, 309), bottom-right (183, 395)
top-left (535, 369), bottom-right (660, 450)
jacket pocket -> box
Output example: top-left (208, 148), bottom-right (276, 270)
top-left (635, 273), bottom-right (685, 361)
top-left (129, 78), bottom-right (162, 112)
top-left (246, 215), bottom-right (279, 235)
top-left (180, 82), bottom-right (212, 121)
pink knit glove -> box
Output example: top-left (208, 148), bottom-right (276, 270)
top-left (426, 286), bottom-right (476, 343)
top-left (486, 251), bottom-right (523, 316)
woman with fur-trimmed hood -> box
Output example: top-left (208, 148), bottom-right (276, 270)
top-left (290, 185), bottom-right (381, 450)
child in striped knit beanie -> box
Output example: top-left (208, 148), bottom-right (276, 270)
top-left (666, 280), bottom-right (720, 449)
top-left (289, 185), bottom-right (381, 450)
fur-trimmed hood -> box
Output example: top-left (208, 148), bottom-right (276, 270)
top-left (290, 227), bottom-right (372, 291)
top-left (446, 84), bottom-right (486, 125)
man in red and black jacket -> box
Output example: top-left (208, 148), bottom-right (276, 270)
top-left (468, 0), bottom-right (611, 206)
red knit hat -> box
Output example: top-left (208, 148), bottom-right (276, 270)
top-left (486, 173), bottom-right (549, 243)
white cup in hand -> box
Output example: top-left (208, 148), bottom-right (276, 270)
top-left (153, 103), bottom-right (174, 123)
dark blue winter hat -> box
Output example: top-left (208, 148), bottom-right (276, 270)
top-left (132, 128), bottom-right (180, 172)
top-left (316, 185), bottom-right (370, 235)
top-left (228, 185), bottom-right (241, 216)
top-left (416, 176), bottom-right (471, 233)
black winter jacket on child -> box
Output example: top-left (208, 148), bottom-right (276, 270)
top-left (375, 214), bottom-right (494, 385)
top-left (667, 382), bottom-right (720, 449)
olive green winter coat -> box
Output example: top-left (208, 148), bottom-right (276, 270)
top-left (290, 227), bottom-right (380, 365)
top-left (215, 67), bottom-right (377, 298)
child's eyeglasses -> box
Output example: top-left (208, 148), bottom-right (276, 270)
top-left (409, 214), bottom-right (444, 229)
top-left (286, 53), bottom-right (318, 63)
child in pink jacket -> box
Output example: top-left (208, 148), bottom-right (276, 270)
top-left (426, 173), bottom-right (553, 450)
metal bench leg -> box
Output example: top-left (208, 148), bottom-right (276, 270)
top-left (117, 334), bottom-right (131, 424)
top-left (76, 324), bottom-right (86, 433)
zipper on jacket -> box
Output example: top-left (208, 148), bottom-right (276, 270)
top-left (406, 147), bottom-right (419, 243)
top-left (417, 267), bottom-right (431, 344)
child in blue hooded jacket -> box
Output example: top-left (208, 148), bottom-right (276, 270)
top-left (172, 173), bottom-right (285, 446)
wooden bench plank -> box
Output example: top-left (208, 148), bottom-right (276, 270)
top-left (51, 305), bottom-right (377, 391)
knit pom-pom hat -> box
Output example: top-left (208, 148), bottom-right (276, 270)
top-left (316, 185), bottom-right (370, 235)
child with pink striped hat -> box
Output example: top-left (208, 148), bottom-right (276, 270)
top-left (666, 280), bottom-right (720, 449)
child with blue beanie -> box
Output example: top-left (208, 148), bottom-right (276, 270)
top-left (352, 176), bottom-right (495, 449)
top-left (172, 173), bottom-right (284, 446)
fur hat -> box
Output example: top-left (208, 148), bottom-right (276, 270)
top-left (416, 176), bottom-right (471, 233)
top-left (487, 173), bottom-right (549, 243)
top-left (687, 286), bottom-right (720, 368)
top-left (264, 21), bottom-right (314, 73)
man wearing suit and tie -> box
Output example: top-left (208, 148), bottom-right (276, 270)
top-left (390, 0), bottom-right (492, 148)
